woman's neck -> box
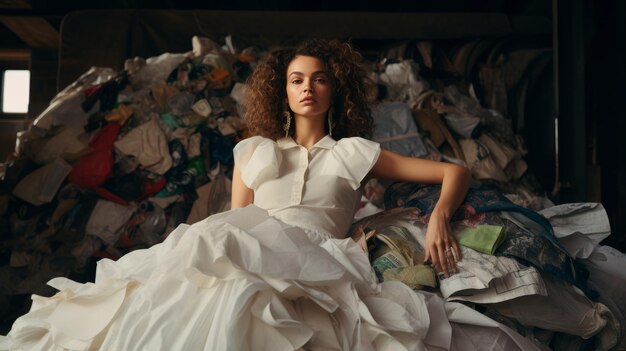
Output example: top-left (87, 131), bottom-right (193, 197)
top-left (292, 113), bottom-right (326, 149)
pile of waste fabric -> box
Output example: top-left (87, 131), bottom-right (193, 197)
top-left (3, 36), bottom-right (621, 351)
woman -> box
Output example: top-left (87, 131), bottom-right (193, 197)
top-left (1, 40), bottom-right (531, 351)
top-left (239, 39), bottom-right (469, 278)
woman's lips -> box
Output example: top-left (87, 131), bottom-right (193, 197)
top-left (300, 97), bottom-right (316, 104)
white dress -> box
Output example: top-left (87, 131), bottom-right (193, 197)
top-left (0, 136), bottom-right (538, 351)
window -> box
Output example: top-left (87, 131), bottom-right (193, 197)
top-left (1, 50), bottom-right (31, 118)
top-left (2, 70), bottom-right (30, 113)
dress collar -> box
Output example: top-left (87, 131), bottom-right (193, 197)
top-left (277, 135), bottom-right (336, 150)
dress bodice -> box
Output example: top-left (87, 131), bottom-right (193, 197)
top-left (233, 135), bottom-right (381, 238)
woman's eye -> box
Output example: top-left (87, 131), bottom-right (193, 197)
top-left (291, 79), bottom-right (302, 84)
top-left (315, 78), bottom-right (327, 83)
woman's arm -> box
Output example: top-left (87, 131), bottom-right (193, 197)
top-left (231, 164), bottom-right (254, 209)
top-left (370, 149), bottom-right (471, 277)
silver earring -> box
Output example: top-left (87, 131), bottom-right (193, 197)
top-left (327, 107), bottom-right (334, 137)
top-left (283, 110), bottom-right (291, 138)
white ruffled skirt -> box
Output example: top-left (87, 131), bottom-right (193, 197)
top-left (0, 206), bottom-right (537, 351)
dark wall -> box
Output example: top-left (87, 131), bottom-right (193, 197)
top-left (587, 1), bottom-right (626, 249)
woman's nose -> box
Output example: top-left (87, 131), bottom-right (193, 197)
top-left (303, 80), bottom-right (313, 92)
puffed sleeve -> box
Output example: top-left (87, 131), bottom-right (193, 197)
top-left (232, 136), bottom-right (282, 189)
top-left (323, 137), bottom-right (381, 190)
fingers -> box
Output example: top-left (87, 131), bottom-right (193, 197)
top-left (451, 240), bottom-right (462, 262)
top-left (423, 221), bottom-right (463, 279)
top-left (438, 243), bottom-right (449, 277)
top-left (428, 242), bottom-right (460, 279)
top-left (445, 245), bottom-right (458, 276)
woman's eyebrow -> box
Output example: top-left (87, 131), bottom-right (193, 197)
top-left (288, 70), bottom-right (327, 77)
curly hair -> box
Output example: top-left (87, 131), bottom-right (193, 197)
top-left (244, 39), bottom-right (374, 140)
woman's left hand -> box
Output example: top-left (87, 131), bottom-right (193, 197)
top-left (423, 212), bottom-right (462, 278)
top-left (370, 149), bottom-right (470, 277)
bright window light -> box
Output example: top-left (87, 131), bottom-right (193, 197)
top-left (2, 70), bottom-right (30, 113)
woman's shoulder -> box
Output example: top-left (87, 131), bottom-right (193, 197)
top-left (324, 136), bottom-right (381, 190)
top-left (334, 136), bottom-right (380, 150)
top-left (237, 135), bottom-right (276, 144)
top-left (233, 135), bottom-right (276, 152)
top-left (233, 136), bottom-right (282, 189)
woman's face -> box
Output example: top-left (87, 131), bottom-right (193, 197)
top-left (285, 55), bottom-right (333, 119)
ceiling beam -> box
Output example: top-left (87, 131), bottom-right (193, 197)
top-left (0, 0), bottom-right (59, 48)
